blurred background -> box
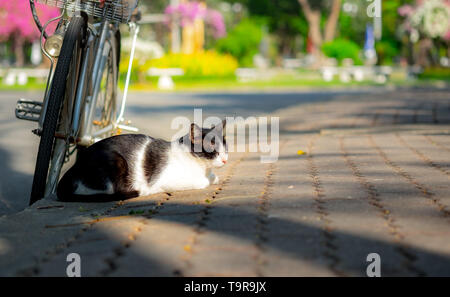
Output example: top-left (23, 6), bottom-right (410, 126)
top-left (0, 0), bottom-right (449, 215)
top-left (1, 0), bottom-right (449, 90)
top-left (1, 2), bottom-right (450, 277)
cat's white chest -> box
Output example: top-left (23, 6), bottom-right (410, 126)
top-left (145, 150), bottom-right (210, 195)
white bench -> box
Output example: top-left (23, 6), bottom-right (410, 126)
top-left (147, 67), bottom-right (184, 90)
top-left (235, 68), bottom-right (259, 82)
top-left (0, 68), bottom-right (49, 86)
top-left (320, 66), bottom-right (392, 83)
top-left (235, 68), bottom-right (276, 82)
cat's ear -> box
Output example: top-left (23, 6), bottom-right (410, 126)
top-left (190, 123), bottom-right (203, 145)
top-left (212, 119), bottom-right (226, 131)
top-left (211, 119), bottom-right (226, 138)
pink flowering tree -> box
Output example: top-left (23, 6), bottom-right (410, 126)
top-left (0, 1), bottom-right (60, 66)
top-left (398, 0), bottom-right (450, 66)
top-left (399, 0), bottom-right (450, 42)
top-left (164, 1), bottom-right (226, 39)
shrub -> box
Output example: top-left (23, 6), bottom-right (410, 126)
top-left (215, 18), bottom-right (263, 67)
top-left (322, 39), bottom-right (362, 65)
top-left (141, 50), bottom-right (238, 78)
top-left (419, 67), bottom-right (450, 80)
top-left (375, 40), bottom-right (399, 65)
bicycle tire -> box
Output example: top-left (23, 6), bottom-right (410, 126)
top-left (30, 16), bottom-right (86, 205)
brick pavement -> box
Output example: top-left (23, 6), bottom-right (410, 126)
top-left (0, 87), bottom-right (449, 276)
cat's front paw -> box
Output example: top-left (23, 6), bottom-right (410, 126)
top-left (212, 175), bottom-right (219, 185)
top-left (209, 172), bottom-right (219, 185)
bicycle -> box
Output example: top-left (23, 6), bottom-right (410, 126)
top-left (15, 0), bottom-right (141, 205)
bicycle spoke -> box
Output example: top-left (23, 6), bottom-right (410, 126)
top-left (91, 38), bottom-right (117, 136)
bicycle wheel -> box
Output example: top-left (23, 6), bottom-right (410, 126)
top-left (91, 32), bottom-right (119, 138)
top-left (30, 16), bottom-right (86, 205)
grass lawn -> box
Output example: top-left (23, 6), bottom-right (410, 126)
top-left (1, 73), bottom-right (449, 92)
top-left (0, 77), bottom-right (48, 91)
top-left (119, 72), bottom-right (450, 92)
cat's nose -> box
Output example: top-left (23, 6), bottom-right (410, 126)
top-left (222, 160), bottom-right (227, 164)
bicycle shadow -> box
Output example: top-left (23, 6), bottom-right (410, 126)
top-left (0, 146), bottom-right (33, 216)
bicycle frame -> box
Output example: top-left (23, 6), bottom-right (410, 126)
top-left (34, 4), bottom-right (139, 148)
top-left (75, 20), bottom-right (139, 146)
top-left (75, 19), bottom-right (115, 145)
top-left (29, 1), bottom-right (140, 197)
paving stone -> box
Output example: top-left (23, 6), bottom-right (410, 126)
top-left (345, 134), bottom-right (450, 276)
top-left (1, 88), bottom-right (450, 276)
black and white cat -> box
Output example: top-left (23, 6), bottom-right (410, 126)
top-left (57, 121), bottom-right (228, 202)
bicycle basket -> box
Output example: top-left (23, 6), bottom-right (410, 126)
top-left (36, 0), bottom-right (138, 23)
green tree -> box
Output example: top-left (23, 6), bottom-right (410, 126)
top-left (322, 38), bottom-right (362, 65)
top-left (338, 0), bottom-right (414, 64)
top-left (238, 0), bottom-right (342, 58)
top-left (242, 0), bottom-right (308, 56)
top-left (139, 0), bottom-right (168, 12)
top-left (215, 18), bottom-right (263, 66)
top-left (378, 0), bottom-right (414, 65)
top-left (296, 0), bottom-right (341, 56)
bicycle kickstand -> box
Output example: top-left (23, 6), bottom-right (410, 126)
top-left (115, 22), bottom-right (140, 134)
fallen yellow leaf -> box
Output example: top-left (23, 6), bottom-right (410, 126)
top-left (297, 150), bottom-right (306, 155)
top-left (114, 128), bottom-right (122, 136)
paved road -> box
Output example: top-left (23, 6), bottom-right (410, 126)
top-left (0, 88), bottom-right (374, 215)
top-left (1, 87), bottom-right (450, 276)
